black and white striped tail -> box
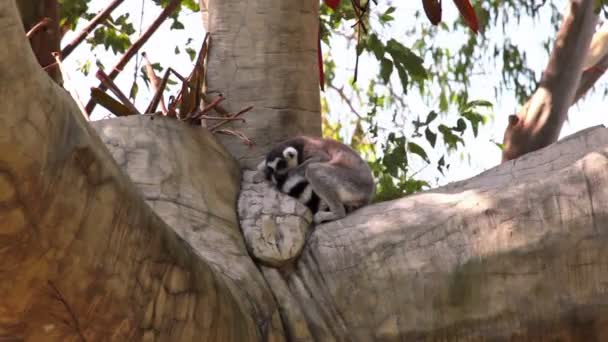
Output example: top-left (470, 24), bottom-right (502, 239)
top-left (276, 174), bottom-right (323, 214)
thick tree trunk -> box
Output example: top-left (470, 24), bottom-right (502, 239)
top-left (272, 125), bottom-right (608, 340)
top-left (0, 2), bottom-right (267, 340)
top-left (201, 0), bottom-right (322, 169)
top-left (4, 0), bottom-right (608, 340)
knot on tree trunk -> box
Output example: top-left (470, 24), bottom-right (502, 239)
top-left (237, 170), bottom-right (313, 267)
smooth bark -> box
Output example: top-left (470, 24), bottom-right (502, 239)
top-left (201, 0), bottom-right (322, 169)
top-left (271, 125), bottom-right (608, 340)
top-left (501, 0), bottom-right (597, 162)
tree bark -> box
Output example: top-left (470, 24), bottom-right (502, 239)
top-left (201, 0), bottom-right (322, 169)
top-left (0, 1), bottom-right (267, 340)
top-left (270, 125), bottom-right (608, 340)
top-left (5, 0), bottom-right (608, 340)
top-left (501, 0), bottom-right (597, 162)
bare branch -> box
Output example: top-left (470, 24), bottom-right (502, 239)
top-left (95, 70), bottom-right (140, 115)
top-left (501, 0), bottom-right (597, 162)
top-left (84, 0), bottom-right (181, 114)
top-left (52, 52), bottom-right (89, 120)
top-left (61, 0), bottom-right (126, 59)
top-left (26, 17), bottom-right (51, 38)
top-left (210, 105), bottom-right (254, 131)
top-left (142, 52), bottom-right (167, 114)
top-left (328, 83), bottom-right (363, 118)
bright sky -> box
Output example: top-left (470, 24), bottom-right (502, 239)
top-left (63, 0), bottom-right (607, 187)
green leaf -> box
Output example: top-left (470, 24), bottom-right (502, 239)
top-left (129, 82), bottom-right (139, 100)
top-left (439, 92), bottom-right (448, 112)
top-left (386, 39), bottom-right (428, 80)
top-left (186, 47), bottom-right (196, 61)
top-left (367, 34), bottom-right (385, 60)
top-left (425, 127), bottom-right (437, 147)
top-left (408, 142), bottom-right (430, 163)
top-left (455, 118), bottom-right (467, 133)
top-left (380, 58), bottom-right (393, 84)
top-left (182, 0), bottom-right (200, 11)
top-left (437, 156), bottom-right (446, 175)
top-left (425, 110), bottom-right (438, 124)
top-left (171, 19), bottom-right (185, 30)
top-left (394, 64), bottom-right (409, 92)
top-left (466, 99), bottom-right (493, 108)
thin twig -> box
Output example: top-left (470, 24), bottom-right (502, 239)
top-left (209, 105), bottom-right (254, 131)
top-left (187, 95), bottom-right (224, 120)
top-left (328, 83), bottom-right (363, 118)
top-left (43, 61), bottom-right (59, 70)
top-left (198, 115), bottom-right (245, 122)
top-left (96, 70), bottom-right (140, 114)
top-left (214, 129), bottom-right (254, 146)
top-left (200, 93), bottom-right (230, 116)
top-left (26, 17), bottom-right (51, 38)
top-left (61, 0), bottom-right (125, 59)
top-left (85, 0), bottom-right (181, 113)
top-left (51, 52), bottom-right (89, 120)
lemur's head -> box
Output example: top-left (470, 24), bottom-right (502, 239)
top-left (257, 141), bottom-right (303, 185)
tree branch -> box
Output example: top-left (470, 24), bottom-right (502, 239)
top-left (84, 0), bottom-right (181, 114)
top-left (328, 83), bottom-right (363, 118)
top-left (60, 0), bottom-right (125, 59)
top-left (501, 0), bottom-right (597, 162)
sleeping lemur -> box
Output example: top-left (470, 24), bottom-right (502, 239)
top-left (258, 136), bottom-right (375, 223)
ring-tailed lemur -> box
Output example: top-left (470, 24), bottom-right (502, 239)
top-left (257, 136), bottom-right (375, 223)
top-left (270, 164), bottom-right (328, 215)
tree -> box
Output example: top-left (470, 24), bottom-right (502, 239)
top-left (3, 0), bottom-right (608, 340)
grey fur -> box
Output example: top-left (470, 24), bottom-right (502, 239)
top-left (260, 136), bottom-right (375, 224)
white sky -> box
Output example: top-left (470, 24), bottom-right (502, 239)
top-left (63, 0), bottom-right (607, 187)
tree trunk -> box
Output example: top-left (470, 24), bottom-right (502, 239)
top-left (4, 0), bottom-right (608, 340)
top-left (272, 125), bottom-right (608, 340)
top-left (201, 0), bottom-right (322, 169)
top-left (0, 2), bottom-right (269, 340)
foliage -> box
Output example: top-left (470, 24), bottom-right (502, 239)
top-left (318, 0), bottom-right (608, 201)
top-left (56, 0), bottom-right (608, 202)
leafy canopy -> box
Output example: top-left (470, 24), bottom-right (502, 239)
top-left (57, 0), bottom-right (606, 201)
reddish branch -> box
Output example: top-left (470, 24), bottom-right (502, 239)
top-left (96, 70), bottom-right (140, 115)
top-left (573, 54), bottom-right (608, 103)
top-left (61, 0), bottom-right (126, 59)
top-left (209, 105), bottom-right (254, 131)
top-left (26, 17), bottom-right (51, 38)
top-left (84, 0), bottom-right (182, 114)
top-left (501, 0), bottom-right (597, 162)
top-left (187, 95), bottom-right (225, 120)
top-left (23, 0), bottom-right (62, 83)
top-left (142, 52), bottom-right (168, 114)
